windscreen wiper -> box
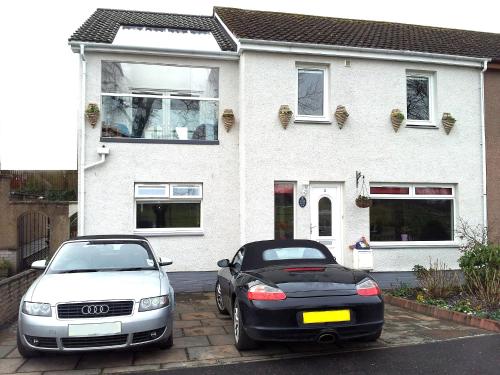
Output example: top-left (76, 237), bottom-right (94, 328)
top-left (110, 267), bottom-right (157, 271)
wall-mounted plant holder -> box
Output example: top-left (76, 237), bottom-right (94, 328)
top-left (85, 103), bottom-right (100, 128)
top-left (222, 109), bottom-right (235, 132)
top-left (390, 109), bottom-right (405, 132)
top-left (279, 105), bottom-right (293, 129)
top-left (442, 113), bottom-right (456, 135)
top-left (334, 105), bottom-right (349, 129)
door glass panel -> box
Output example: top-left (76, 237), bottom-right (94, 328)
top-left (274, 182), bottom-right (294, 240)
top-left (318, 197), bottom-right (332, 237)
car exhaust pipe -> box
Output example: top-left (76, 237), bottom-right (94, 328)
top-left (318, 333), bottom-right (336, 344)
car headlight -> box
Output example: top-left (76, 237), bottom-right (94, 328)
top-left (22, 302), bottom-right (52, 317)
top-left (139, 295), bottom-right (169, 312)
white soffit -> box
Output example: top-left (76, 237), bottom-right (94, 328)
top-left (112, 26), bottom-right (221, 52)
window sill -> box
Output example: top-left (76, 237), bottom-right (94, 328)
top-left (294, 118), bottom-right (332, 125)
top-left (133, 229), bottom-right (204, 237)
top-left (370, 242), bottom-right (459, 249)
top-left (100, 137), bottom-right (219, 145)
top-left (405, 123), bottom-right (439, 130)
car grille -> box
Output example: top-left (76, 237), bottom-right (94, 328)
top-left (132, 327), bottom-right (166, 343)
top-left (25, 335), bottom-right (58, 348)
top-left (57, 301), bottom-right (134, 319)
top-left (61, 334), bottom-right (128, 348)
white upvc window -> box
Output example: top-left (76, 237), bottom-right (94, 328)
top-left (134, 183), bottom-right (203, 236)
top-left (296, 66), bottom-right (329, 122)
top-left (406, 71), bottom-right (435, 127)
top-left (369, 184), bottom-right (456, 246)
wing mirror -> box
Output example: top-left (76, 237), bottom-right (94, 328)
top-left (31, 260), bottom-right (47, 270)
top-left (217, 259), bottom-right (230, 268)
top-left (159, 257), bottom-right (173, 266)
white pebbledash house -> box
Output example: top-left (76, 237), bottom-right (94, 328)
top-left (69, 7), bottom-right (494, 281)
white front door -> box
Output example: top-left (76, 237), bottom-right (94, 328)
top-left (310, 185), bottom-right (342, 263)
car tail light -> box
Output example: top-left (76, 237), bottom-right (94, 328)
top-left (356, 279), bottom-right (381, 296)
top-left (247, 284), bottom-right (286, 301)
top-left (284, 267), bottom-right (325, 272)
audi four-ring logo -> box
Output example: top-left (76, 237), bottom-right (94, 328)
top-left (81, 305), bottom-right (110, 315)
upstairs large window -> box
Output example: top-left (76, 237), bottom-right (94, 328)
top-left (370, 184), bottom-right (455, 243)
top-left (101, 62), bottom-right (219, 142)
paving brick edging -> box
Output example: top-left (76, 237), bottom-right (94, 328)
top-left (384, 294), bottom-right (500, 333)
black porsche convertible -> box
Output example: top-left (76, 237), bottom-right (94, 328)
top-left (215, 239), bottom-right (384, 350)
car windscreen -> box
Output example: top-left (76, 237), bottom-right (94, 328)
top-left (241, 241), bottom-right (336, 270)
top-left (47, 241), bottom-right (157, 273)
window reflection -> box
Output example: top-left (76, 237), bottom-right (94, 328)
top-left (298, 69), bottom-right (324, 116)
top-left (407, 76), bottom-right (430, 121)
top-left (274, 183), bottom-right (294, 240)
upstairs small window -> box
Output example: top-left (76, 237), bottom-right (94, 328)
top-left (406, 72), bottom-right (435, 126)
top-left (297, 67), bottom-right (327, 120)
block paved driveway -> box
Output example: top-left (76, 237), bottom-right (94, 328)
top-left (0, 292), bottom-right (495, 374)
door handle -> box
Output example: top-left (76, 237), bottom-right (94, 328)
top-left (310, 224), bottom-right (317, 234)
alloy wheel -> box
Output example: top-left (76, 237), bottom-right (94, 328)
top-left (216, 283), bottom-right (224, 311)
top-left (233, 303), bottom-right (240, 342)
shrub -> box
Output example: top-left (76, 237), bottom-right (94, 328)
top-left (412, 259), bottom-right (460, 299)
top-left (457, 219), bottom-right (500, 310)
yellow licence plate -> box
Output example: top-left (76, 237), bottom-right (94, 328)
top-left (302, 310), bottom-right (351, 324)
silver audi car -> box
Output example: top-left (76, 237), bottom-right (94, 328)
top-left (17, 235), bottom-right (175, 357)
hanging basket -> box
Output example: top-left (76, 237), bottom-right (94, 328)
top-left (334, 105), bottom-right (349, 129)
top-left (442, 112), bottom-right (456, 135)
top-left (355, 195), bottom-right (373, 208)
top-left (390, 109), bottom-right (405, 132)
top-left (85, 103), bottom-right (100, 128)
top-left (222, 109), bottom-right (235, 132)
top-left (279, 105), bottom-right (293, 129)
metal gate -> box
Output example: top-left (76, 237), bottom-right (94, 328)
top-left (17, 212), bottom-right (50, 271)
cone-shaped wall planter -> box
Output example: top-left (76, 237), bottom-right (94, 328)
top-left (390, 109), bottom-right (405, 132)
top-left (279, 105), bottom-right (293, 129)
top-left (442, 113), bottom-right (456, 135)
top-left (334, 105), bottom-right (349, 129)
top-left (222, 109), bottom-right (235, 132)
top-left (85, 103), bottom-right (100, 128)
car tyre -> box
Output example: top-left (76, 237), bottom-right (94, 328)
top-left (357, 329), bottom-right (382, 342)
top-left (17, 328), bottom-right (40, 358)
top-left (232, 300), bottom-right (258, 350)
top-left (215, 281), bottom-right (229, 315)
top-left (157, 333), bottom-right (173, 350)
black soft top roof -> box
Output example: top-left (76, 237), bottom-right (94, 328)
top-left (241, 239), bottom-right (335, 271)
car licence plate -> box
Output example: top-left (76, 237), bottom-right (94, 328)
top-left (68, 322), bottom-right (122, 337)
top-left (302, 310), bottom-right (351, 324)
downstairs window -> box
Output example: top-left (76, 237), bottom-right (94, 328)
top-left (369, 185), bottom-right (454, 242)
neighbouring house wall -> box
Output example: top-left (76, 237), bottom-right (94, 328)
top-left (0, 175), bottom-right (70, 272)
top-left (239, 51), bottom-right (484, 271)
top-left (0, 270), bottom-right (41, 327)
top-left (485, 68), bottom-right (500, 244)
top-left (82, 53), bottom-right (240, 271)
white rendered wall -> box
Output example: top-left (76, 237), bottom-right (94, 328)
top-left (238, 51), bottom-right (483, 271)
top-left (83, 52), bottom-right (240, 271)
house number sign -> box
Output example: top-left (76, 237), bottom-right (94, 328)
top-left (298, 196), bottom-right (307, 208)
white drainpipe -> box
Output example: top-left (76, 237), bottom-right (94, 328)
top-left (78, 44), bottom-right (86, 236)
top-left (480, 59), bottom-right (489, 236)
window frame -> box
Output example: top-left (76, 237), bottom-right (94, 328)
top-left (370, 183), bottom-right (456, 247)
top-left (134, 183), bottom-right (203, 236)
top-left (100, 61), bottom-right (220, 143)
top-left (405, 71), bottom-right (436, 127)
top-left (296, 66), bottom-right (329, 122)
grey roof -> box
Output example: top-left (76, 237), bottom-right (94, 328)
top-left (69, 8), bottom-right (236, 51)
top-left (215, 7), bottom-right (500, 60)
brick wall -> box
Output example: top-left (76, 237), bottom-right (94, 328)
top-left (0, 269), bottom-right (40, 328)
